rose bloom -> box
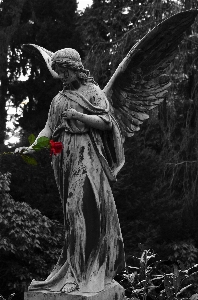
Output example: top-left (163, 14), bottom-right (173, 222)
top-left (50, 140), bottom-right (63, 155)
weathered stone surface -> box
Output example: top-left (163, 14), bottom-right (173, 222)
top-left (24, 280), bottom-right (125, 300)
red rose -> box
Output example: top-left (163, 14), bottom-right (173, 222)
top-left (50, 140), bottom-right (63, 155)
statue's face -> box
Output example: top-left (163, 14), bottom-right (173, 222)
top-left (54, 64), bottom-right (77, 83)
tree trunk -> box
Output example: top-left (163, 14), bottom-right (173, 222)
top-left (0, 30), bottom-right (8, 144)
top-left (0, 0), bottom-right (26, 145)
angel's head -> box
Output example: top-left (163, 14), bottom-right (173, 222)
top-left (51, 48), bottom-right (89, 86)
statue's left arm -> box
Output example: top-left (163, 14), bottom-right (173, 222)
top-left (62, 85), bottom-right (112, 131)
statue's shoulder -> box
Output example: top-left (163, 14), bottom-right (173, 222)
top-left (78, 82), bottom-right (106, 103)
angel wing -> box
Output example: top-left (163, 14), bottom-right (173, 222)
top-left (22, 44), bottom-right (59, 78)
top-left (103, 10), bottom-right (198, 137)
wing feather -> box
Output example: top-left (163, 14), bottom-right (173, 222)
top-left (22, 44), bottom-right (59, 78)
top-left (103, 10), bottom-right (198, 137)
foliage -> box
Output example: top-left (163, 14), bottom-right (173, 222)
top-left (0, 0), bottom-right (27, 144)
top-left (0, 0), bottom-right (83, 141)
top-left (168, 241), bottom-right (198, 269)
top-left (116, 246), bottom-right (198, 299)
top-left (23, 134), bottom-right (50, 165)
top-left (0, 171), bottom-right (64, 296)
top-left (0, 294), bottom-right (15, 300)
top-left (1, 133), bottom-right (64, 168)
top-left (78, 0), bottom-right (184, 87)
top-left (0, 145), bottom-right (63, 222)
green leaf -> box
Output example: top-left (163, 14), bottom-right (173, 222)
top-left (32, 136), bottom-right (50, 151)
top-left (21, 155), bottom-right (37, 165)
top-left (28, 134), bottom-right (36, 145)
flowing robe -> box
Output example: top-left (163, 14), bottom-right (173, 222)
top-left (29, 86), bottom-right (125, 293)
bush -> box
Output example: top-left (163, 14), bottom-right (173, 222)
top-left (0, 172), bottom-right (64, 295)
top-left (116, 246), bottom-right (198, 300)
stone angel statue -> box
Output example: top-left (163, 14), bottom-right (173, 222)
top-left (15, 10), bottom-right (198, 294)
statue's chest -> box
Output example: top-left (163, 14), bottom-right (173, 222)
top-left (77, 86), bottom-right (91, 101)
top-left (55, 94), bottom-right (84, 113)
top-left (54, 94), bottom-right (87, 130)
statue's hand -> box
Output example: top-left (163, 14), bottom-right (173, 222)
top-left (14, 147), bottom-right (35, 155)
top-left (62, 108), bottom-right (79, 120)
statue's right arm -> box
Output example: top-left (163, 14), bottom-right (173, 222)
top-left (14, 121), bottom-right (52, 154)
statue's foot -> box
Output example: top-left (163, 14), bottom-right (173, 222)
top-left (61, 282), bottom-right (79, 293)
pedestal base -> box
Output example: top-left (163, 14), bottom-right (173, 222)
top-left (24, 280), bottom-right (125, 300)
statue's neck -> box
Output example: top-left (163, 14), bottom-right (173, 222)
top-left (62, 79), bottom-right (81, 91)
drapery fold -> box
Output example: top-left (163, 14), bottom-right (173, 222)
top-left (29, 89), bottom-right (125, 293)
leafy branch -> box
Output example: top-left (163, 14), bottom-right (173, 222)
top-left (0, 134), bottom-right (53, 166)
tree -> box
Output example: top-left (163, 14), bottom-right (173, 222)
top-left (78, 0), bottom-right (179, 87)
top-left (0, 0), bottom-right (26, 144)
top-left (0, 0), bottom-right (81, 145)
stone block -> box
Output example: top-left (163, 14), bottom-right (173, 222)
top-left (24, 280), bottom-right (125, 300)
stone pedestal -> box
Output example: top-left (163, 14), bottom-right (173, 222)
top-left (24, 280), bottom-right (125, 300)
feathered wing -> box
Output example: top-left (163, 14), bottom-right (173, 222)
top-left (22, 44), bottom-right (59, 78)
top-left (103, 10), bottom-right (198, 137)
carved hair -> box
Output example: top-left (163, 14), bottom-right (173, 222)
top-left (51, 48), bottom-right (90, 83)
